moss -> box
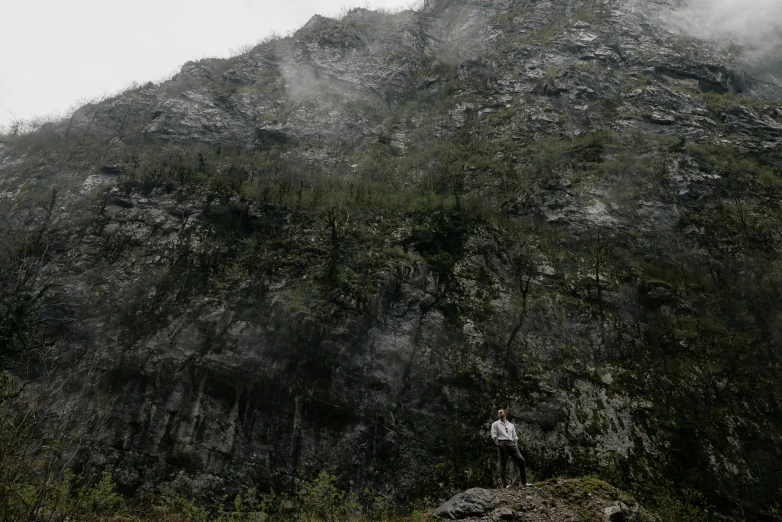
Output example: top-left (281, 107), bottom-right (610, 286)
top-left (548, 477), bottom-right (621, 501)
top-left (490, 5), bottom-right (535, 27)
top-left (701, 91), bottom-right (780, 115)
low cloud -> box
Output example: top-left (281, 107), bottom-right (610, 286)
top-left (670, 0), bottom-right (781, 51)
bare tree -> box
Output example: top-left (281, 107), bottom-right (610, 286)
top-left (505, 232), bottom-right (538, 362)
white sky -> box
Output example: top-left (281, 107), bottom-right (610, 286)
top-left (0, 0), bottom-right (418, 128)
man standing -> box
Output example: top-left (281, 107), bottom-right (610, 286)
top-left (491, 409), bottom-right (531, 489)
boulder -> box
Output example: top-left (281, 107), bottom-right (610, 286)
top-left (431, 488), bottom-right (496, 520)
top-left (604, 502), bottom-right (635, 522)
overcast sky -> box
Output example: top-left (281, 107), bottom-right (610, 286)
top-left (0, 0), bottom-right (418, 128)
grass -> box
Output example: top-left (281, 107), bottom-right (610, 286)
top-left (0, 470), bottom-right (433, 522)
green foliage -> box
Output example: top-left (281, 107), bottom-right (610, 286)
top-left (0, 191), bottom-right (59, 357)
top-left (0, 468), bottom-right (129, 522)
top-left (158, 496), bottom-right (210, 521)
top-left (502, 1), bottom-right (611, 45)
top-left (490, 5), bottom-right (534, 26)
top-left (688, 142), bottom-right (782, 195)
top-left (2, 121), bottom-right (779, 520)
top-left (551, 477), bottom-right (619, 498)
top-left (646, 487), bottom-right (710, 522)
top-left (700, 92), bottom-right (779, 115)
top-left (1, 5), bottom-right (782, 518)
top-left (75, 471), bottom-right (127, 518)
top-left (297, 471), bottom-right (358, 522)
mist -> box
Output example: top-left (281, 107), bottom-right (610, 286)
top-left (670, 0), bottom-right (782, 53)
top-left (0, 0), bottom-right (418, 129)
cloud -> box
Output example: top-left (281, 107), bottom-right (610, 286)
top-left (0, 0), bottom-right (417, 128)
top-left (670, 0), bottom-right (782, 49)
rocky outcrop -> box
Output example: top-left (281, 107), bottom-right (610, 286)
top-left (431, 480), bottom-right (650, 522)
top-left (432, 488), bottom-right (497, 520)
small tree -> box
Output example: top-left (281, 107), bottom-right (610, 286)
top-left (297, 472), bottom-right (357, 522)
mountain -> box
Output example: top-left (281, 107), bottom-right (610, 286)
top-left (1, 0), bottom-right (781, 519)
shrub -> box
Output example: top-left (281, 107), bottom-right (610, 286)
top-left (297, 471), bottom-right (358, 522)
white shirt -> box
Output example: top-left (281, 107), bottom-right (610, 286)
top-left (491, 419), bottom-right (518, 441)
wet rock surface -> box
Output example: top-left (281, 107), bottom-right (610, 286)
top-left (0, 0), bottom-right (780, 519)
top-left (43, 0), bottom-right (782, 152)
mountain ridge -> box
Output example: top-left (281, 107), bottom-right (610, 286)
top-left (1, 0), bottom-right (780, 520)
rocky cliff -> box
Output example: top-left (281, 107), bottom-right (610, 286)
top-left (1, 0), bottom-right (780, 520)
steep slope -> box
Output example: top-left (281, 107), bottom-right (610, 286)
top-left (1, 0), bottom-right (781, 520)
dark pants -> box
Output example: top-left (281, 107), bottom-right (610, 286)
top-left (498, 440), bottom-right (527, 487)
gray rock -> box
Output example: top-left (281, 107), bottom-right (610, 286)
top-left (492, 506), bottom-right (514, 520)
top-left (1, 0), bottom-right (780, 514)
top-left (432, 488), bottom-right (496, 519)
top-left (604, 502), bottom-right (635, 522)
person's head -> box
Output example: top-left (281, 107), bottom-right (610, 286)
top-left (497, 409), bottom-right (507, 420)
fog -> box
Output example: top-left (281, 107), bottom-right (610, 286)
top-left (670, 0), bottom-right (782, 53)
top-left (3, 0), bottom-right (780, 130)
top-left (0, 0), bottom-right (419, 129)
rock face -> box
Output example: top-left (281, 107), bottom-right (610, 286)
top-left (0, 0), bottom-right (780, 520)
top-left (45, 0), bottom-right (782, 151)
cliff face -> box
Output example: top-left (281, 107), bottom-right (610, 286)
top-left (37, 0), bottom-right (782, 151)
top-left (1, 0), bottom-right (780, 519)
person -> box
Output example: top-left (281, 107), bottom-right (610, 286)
top-left (491, 409), bottom-right (531, 489)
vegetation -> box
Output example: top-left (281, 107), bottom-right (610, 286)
top-left (2, 108), bottom-right (780, 518)
top-left (2, 97), bottom-right (781, 513)
top-left (0, 1), bottom-right (781, 520)
top-left (0, 462), bottom-right (431, 521)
